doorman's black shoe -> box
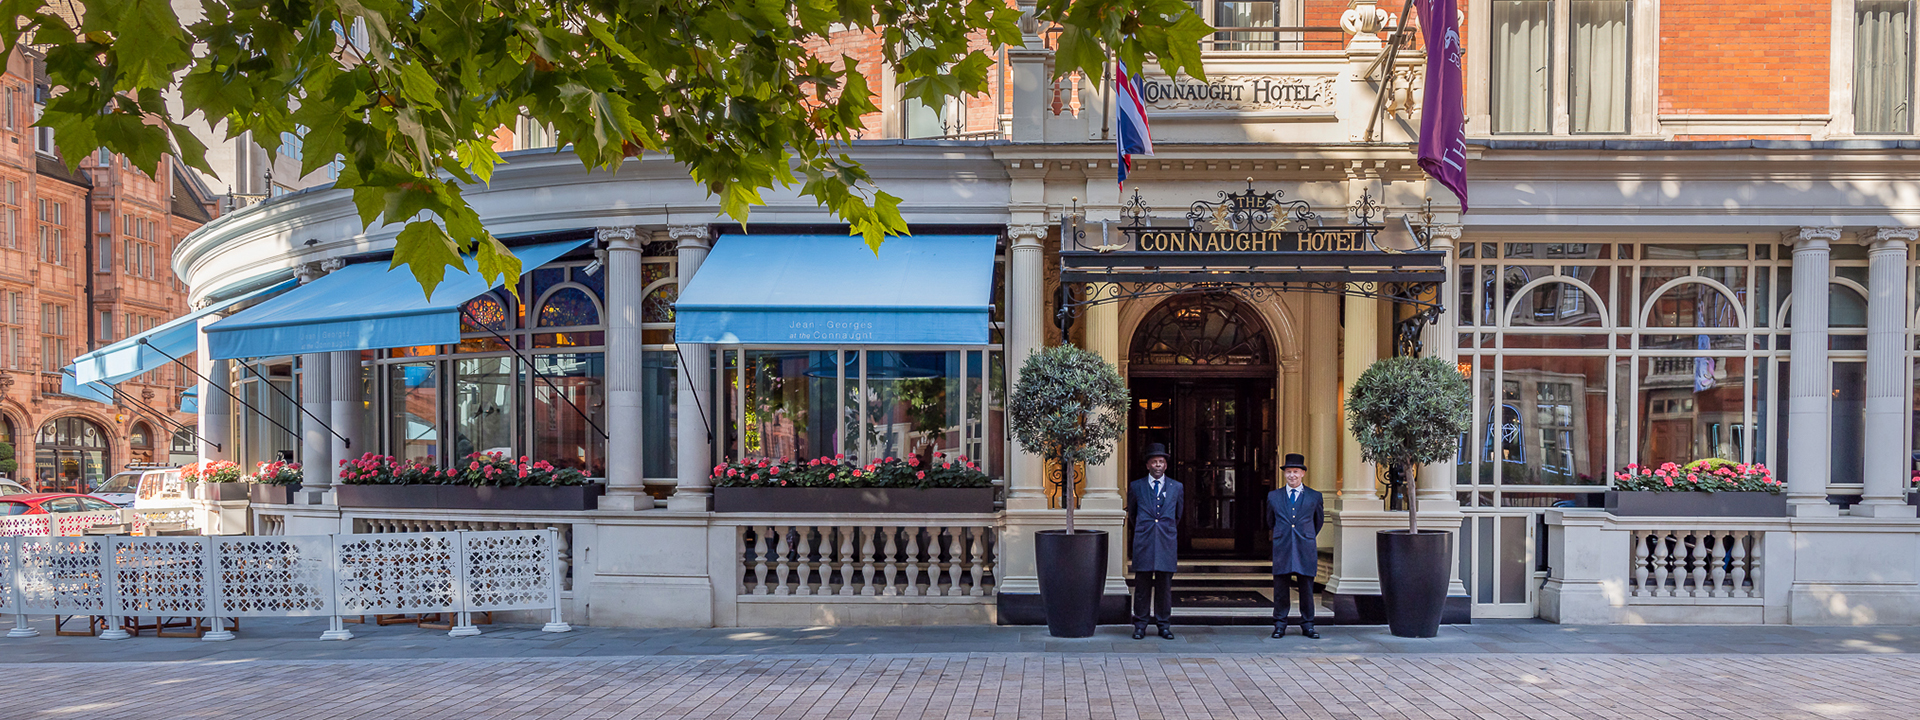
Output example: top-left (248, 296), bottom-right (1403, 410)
top-left (1158, 626), bottom-right (1175, 640)
top-left (1301, 624), bottom-right (1321, 639)
top-left (1270, 624), bottom-right (1286, 639)
top-left (1132, 626), bottom-right (1146, 640)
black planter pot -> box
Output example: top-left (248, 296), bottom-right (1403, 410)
top-left (1377, 529), bottom-right (1452, 638)
top-left (1034, 529), bottom-right (1108, 638)
top-left (248, 483), bottom-right (300, 505)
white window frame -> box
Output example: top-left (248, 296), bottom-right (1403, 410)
top-left (1467, 0), bottom-right (1658, 137)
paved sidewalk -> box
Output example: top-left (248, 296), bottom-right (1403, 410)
top-left (6, 619), bottom-right (1920, 718)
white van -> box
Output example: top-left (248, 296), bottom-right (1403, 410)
top-left (130, 468), bottom-right (189, 512)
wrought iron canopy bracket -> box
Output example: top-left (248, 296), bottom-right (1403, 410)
top-left (1056, 275), bottom-right (1447, 317)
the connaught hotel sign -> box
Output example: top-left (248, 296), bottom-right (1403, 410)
top-left (1137, 75), bottom-right (1338, 112)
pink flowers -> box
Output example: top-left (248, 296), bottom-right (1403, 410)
top-left (1614, 459), bottom-right (1780, 495)
top-left (710, 454), bottom-right (992, 490)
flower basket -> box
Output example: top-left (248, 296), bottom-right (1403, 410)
top-left (1607, 460), bottom-right (1786, 517)
top-left (713, 486), bottom-right (995, 513)
top-left (335, 452), bottom-right (602, 509)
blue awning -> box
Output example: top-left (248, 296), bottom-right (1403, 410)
top-left (205, 238), bottom-right (591, 359)
top-left (675, 235), bottom-right (996, 345)
top-left (179, 387), bottom-right (198, 414)
top-left (59, 373), bottom-right (116, 404)
top-left (68, 278), bottom-right (300, 386)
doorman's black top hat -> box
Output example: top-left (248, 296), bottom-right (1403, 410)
top-left (1143, 443), bottom-right (1171, 460)
top-left (1282, 453), bottom-right (1307, 470)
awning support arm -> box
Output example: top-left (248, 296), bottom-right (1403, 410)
top-left (139, 339), bottom-right (317, 451)
top-left (458, 306), bottom-right (609, 440)
top-left (61, 368), bottom-right (220, 452)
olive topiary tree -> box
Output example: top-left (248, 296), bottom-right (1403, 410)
top-left (1346, 356), bottom-right (1472, 533)
top-left (1008, 345), bottom-right (1130, 534)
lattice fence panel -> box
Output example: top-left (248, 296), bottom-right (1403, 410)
top-left (0, 516), bottom-right (51, 537)
top-left (462, 530), bottom-right (557, 612)
top-left (334, 532), bottom-right (460, 615)
top-left (109, 537), bottom-right (210, 619)
top-left (0, 537), bottom-right (13, 613)
top-left (16, 537), bottom-right (106, 614)
top-left (51, 510), bottom-right (124, 537)
top-left (215, 535), bottom-right (336, 617)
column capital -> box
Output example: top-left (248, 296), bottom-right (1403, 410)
top-left (1861, 226), bottom-right (1919, 249)
top-left (595, 225), bottom-right (644, 250)
top-left (1784, 226), bottom-right (1842, 247)
top-left (1425, 223), bottom-right (1463, 248)
top-left (295, 261), bottom-right (329, 283)
top-left (319, 257), bottom-right (347, 273)
top-left (668, 224), bottom-right (712, 249)
top-left (1007, 223), bottom-right (1049, 246)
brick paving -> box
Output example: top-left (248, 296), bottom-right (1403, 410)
top-left (6, 620), bottom-right (1920, 719)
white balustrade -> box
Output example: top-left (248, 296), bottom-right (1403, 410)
top-left (0, 528), bottom-right (569, 641)
top-left (1627, 527), bottom-right (1765, 600)
top-left (726, 517), bottom-right (998, 598)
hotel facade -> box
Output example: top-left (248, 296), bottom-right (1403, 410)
top-left (124, 1), bottom-right (1920, 626)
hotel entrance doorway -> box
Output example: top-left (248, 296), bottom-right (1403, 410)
top-left (1127, 293), bottom-right (1276, 557)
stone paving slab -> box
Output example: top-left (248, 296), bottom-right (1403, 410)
top-left (7, 652), bottom-right (1919, 719)
top-left (5, 620), bottom-right (1920, 718)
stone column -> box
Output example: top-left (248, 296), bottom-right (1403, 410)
top-left (599, 226), bottom-right (649, 511)
top-left (294, 262), bottom-right (332, 503)
top-left (1305, 293), bottom-right (1340, 493)
top-left (667, 224), bottom-right (714, 512)
top-left (1787, 227), bottom-right (1841, 517)
top-left (1082, 284), bottom-right (1123, 509)
top-left (1855, 228), bottom-right (1918, 517)
top-left (328, 348), bottom-right (360, 484)
top-left (1004, 223), bottom-right (1050, 509)
top-left (1340, 290), bottom-right (1382, 511)
top-left (1417, 224), bottom-right (1463, 503)
top-left (196, 314), bottom-right (231, 463)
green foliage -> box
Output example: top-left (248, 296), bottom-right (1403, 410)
top-left (1008, 345), bottom-right (1129, 467)
top-left (0, 441), bottom-right (17, 475)
top-left (4, 0), bottom-right (1207, 295)
top-left (1345, 356), bottom-right (1471, 474)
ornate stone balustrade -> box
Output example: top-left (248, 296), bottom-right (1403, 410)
top-left (1629, 527), bottom-right (1765, 601)
top-left (712, 513), bottom-right (999, 625)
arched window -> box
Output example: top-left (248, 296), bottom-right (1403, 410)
top-left (1129, 293), bottom-right (1272, 367)
top-left (1646, 281), bottom-right (1743, 328)
top-left (129, 421), bottom-right (154, 463)
top-left (537, 287), bottom-right (601, 328)
top-left (460, 290), bottom-right (514, 333)
top-left (34, 416), bottom-right (108, 493)
top-left (1505, 280), bottom-right (1607, 328)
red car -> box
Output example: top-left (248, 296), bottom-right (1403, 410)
top-left (0, 493), bottom-right (124, 516)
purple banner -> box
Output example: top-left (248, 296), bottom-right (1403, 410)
top-left (1417, 0), bottom-right (1469, 212)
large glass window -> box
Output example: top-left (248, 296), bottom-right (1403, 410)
top-left (1458, 240), bottom-right (1771, 508)
top-left (719, 348), bottom-right (1001, 474)
top-left (530, 353), bottom-right (605, 475)
top-left (643, 351), bottom-right (678, 478)
top-left (1856, 1), bottom-right (1914, 135)
top-left (453, 357), bottom-right (515, 459)
top-left (33, 416), bottom-right (107, 493)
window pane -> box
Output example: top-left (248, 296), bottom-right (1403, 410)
top-left (1637, 357), bottom-right (1749, 469)
top-left (532, 353), bottom-right (605, 475)
top-left (741, 350), bottom-right (837, 460)
top-left (452, 357), bottom-right (515, 460)
top-left (1497, 355), bottom-right (1608, 485)
top-left (1569, 0), bottom-right (1629, 133)
top-left (1856, 1), bottom-right (1913, 134)
top-left (863, 351), bottom-right (964, 462)
top-left (1647, 282), bottom-right (1742, 328)
top-left (537, 287), bottom-right (601, 327)
top-left (642, 350), bottom-right (678, 478)
top-left (1832, 360), bottom-right (1866, 484)
top-left (1492, 0), bottom-right (1552, 133)
top-left (390, 362), bottom-right (439, 464)
top-left (1506, 282), bottom-right (1605, 328)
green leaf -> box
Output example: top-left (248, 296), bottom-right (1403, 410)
top-left (390, 221), bottom-right (465, 301)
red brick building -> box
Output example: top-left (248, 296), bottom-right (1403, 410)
top-left (0, 48), bottom-right (211, 491)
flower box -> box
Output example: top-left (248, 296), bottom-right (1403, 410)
top-left (713, 486), bottom-right (996, 514)
top-left (192, 481), bottom-right (251, 502)
top-left (1604, 490), bottom-right (1787, 517)
top-left (337, 483), bottom-right (605, 511)
top-left (248, 483), bottom-right (299, 505)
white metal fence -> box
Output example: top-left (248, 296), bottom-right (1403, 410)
top-left (0, 529), bottom-right (570, 641)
